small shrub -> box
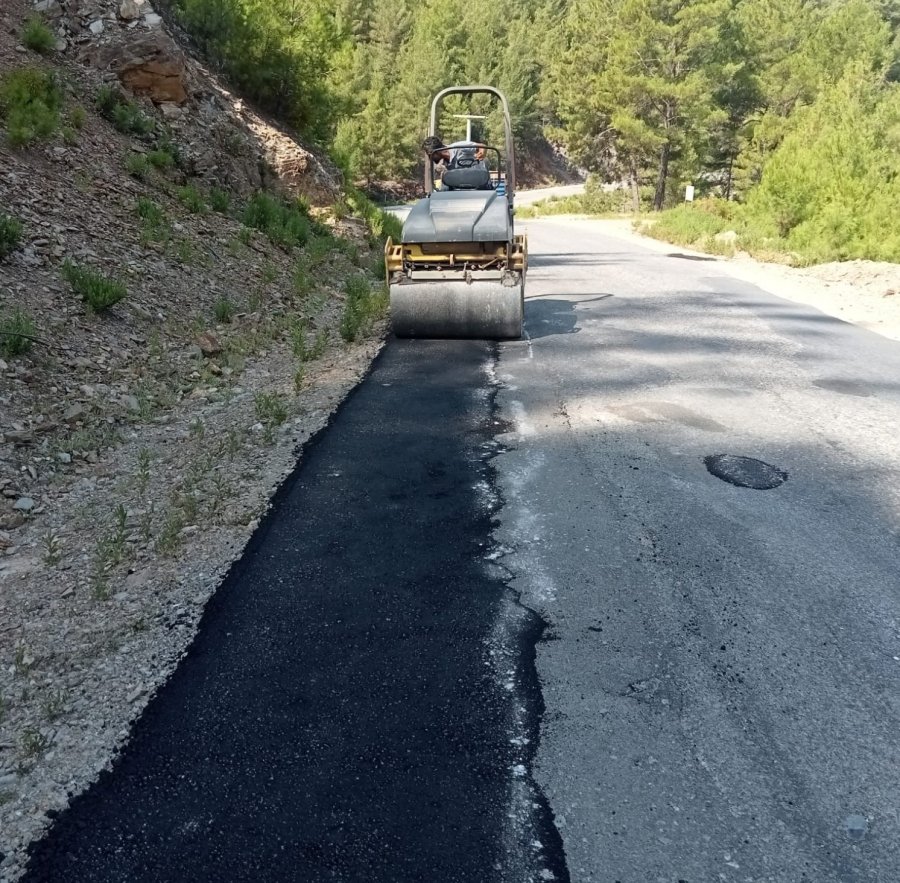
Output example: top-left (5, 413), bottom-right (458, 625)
top-left (255, 392), bottom-right (288, 440)
top-left (293, 262), bottom-right (314, 300)
top-left (0, 212), bottom-right (24, 259)
top-left (111, 101), bottom-right (154, 136)
top-left (340, 275), bottom-right (386, 343)
top-left (0, 308), bottom-right (36, 357)
top-left (136, 197), bottom-right (164, 225)
top-left (96, 86), bottom-right (154, 136)
top-left (20, 727), bottom-right (49, 759)
top-left (22, 16), bottom-right (55, 55)
top-left (69, 105), bottom-right (86, 130)
top-left (213, 295), bottom-right (235, 324)
top-left (0, 67), bottom-right (62, 147)
top-left (95, 85), bottom-right (119, 117)
top-left (303, 234), bottom-right (336, 269)
top-left (125, 153), bottom-right (150, 179)
top-left (178, 185), bottom-right (207, 214)
top-left (62, 260), bottom-right (127, 312)
top-left (210, 188), bottom-right (231, 214)
top-left (640, 201), bottom-right (732, 248)
top-left (289, 317), bottom-right (309, 359)
top-left (136, 197), bottom-right (170, 245)
top-left (309, 329), bottom-right (328, 360)
top-left (147, 148), bottom-right (175, 170)
top-left (243, 192), bottom-right (310, 250)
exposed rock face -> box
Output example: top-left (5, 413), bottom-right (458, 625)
top-left (34, 0), bottom-right (343, 204)
top-left (86, 32), bottom-right (188, 105)
top-left (248, 120), bottom-right (343, 205)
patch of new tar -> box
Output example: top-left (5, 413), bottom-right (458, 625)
top-left (704, 454), bottom-right (788, 490)
top-left (23, 339), bottom-right (559, 883)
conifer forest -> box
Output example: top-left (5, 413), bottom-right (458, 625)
top-left (165, 0), bottom-right (900, 263)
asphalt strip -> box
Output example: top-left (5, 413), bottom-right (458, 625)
top-left (23, 338), bottom-right (569, 883)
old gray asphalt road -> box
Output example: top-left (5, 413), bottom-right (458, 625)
top-left (495, 218), bottom-right (900, 882)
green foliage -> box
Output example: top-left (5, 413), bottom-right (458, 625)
top-left (0, 308), bottom-right (36, 357)
top-left (344, 187), bottom-right (402, 241)
top-left (126, 153), bottom-right (151, 179)
top-left (340, 275), bottom-right (387, 342)
top-left (69, 105), bottom-right (86, 130)
top-left (254, 391), bottom-right (288, 428)
top-left (0, 212), bottom-right (24, 259)
top-left (96, 86), bottom-right (154, 136)
top-left (62, 260), bottom-right (127, 311)
top-left (178, 185), bottom-right (207, 214)
top-left (210, 188), bottom-right (231, 213)
top-left (169, 0), bottom-right (340, 141)
top-left (136, 197), bottom-right (171, 245)
top-left (136, 197), bottom-right (164, 225)
top-left (242, 192), bottom-right (310, 249)
top-left (214, 295), bottom-right (235, 323)
top-left (0, 66), bottom-right (62, 147)
top-left (744, 68), bottom-right (900, 263)
top-left (639, 201), bottom-right (733, 245)
top-left (147, 148), bottom-right (175, 170)
top-left (23, 16), bottom-right (56, 55)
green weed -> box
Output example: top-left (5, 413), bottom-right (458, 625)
top-left (243, 192), bottom-right (310, 250)
top-left (125, 153), bottom-right (151, 179)
top-left (0, 212), bottom-right (23, 258)
top-left (22, 16), bottom-right (55, 55)
top-left (62, 260), bottom-right (127, 312)
top-left (0, 308), bottom-right (35, 357)
top-left (69, 105), bottom-right (86, 130)
top-left (147, 148), bottom-right (175, 170)
top-left (136, 447), bottom-right (152, 493)
top-left (210, 188), bottom-right (231, 213)
top-left (178, 185), bottom-right (207, 214)
top-left (0, 67), bottom-right (62, 147)
top-left (213, 295), bottom-right (235, 324)
top-left (255, 391), bottom-right (288, 432)
top-left (136, 197), bottom-right (164, 225)
top-left (19, 728), bottom-right (49, 759)
top-left (340, 276), bottom-right (387, 343)
top-left (42, 529), bottom-right (61, 567)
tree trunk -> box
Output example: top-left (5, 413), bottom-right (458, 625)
top-left (629, 159), bottom-right (640, 213)
top-left (653, 142), bottom-right (670, 211)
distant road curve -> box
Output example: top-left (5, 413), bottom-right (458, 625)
top-left (385, 182), bottom-right (586, 222)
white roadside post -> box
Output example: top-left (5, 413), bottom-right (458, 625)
top-left (685, 184), bottom-right (695, 202)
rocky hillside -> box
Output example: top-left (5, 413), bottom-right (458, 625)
top-left (0, 1), bottom-right (390, 877)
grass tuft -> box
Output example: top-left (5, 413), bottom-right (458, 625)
top-left (178, 185), bottom-right (207, 214)
top-left (340, 276), bottom-right (387, 343)
top-left (213, 295), bottom-right (235, 324)
top-left (23, 16), bottom-right (56, 55)
top-left (62, 260), bottom-right (127, 312)
top-left (210, 188), bottom-right (231, 214)
top-left (0, 66), bottom-right (62, 147)
top-left (0, 211), bottom-right (24, 259)
top-left (0, 308), bottom-right (36, 357)
top-left (242, 192), bottom-right (311, 250)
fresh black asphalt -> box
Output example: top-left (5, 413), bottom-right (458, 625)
top-left (24, 339), bottom-right (568, 882)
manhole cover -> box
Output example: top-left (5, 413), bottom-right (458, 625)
top-left (704, 454), bottom-right (787, 490)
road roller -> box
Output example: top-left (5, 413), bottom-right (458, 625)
top-left (385, 86), bottom-right (527, 339)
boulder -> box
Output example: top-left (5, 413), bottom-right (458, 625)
top-left (118, 0), bottom-right (143, 21)
top-left (87, 32), bottom-right (188, 105)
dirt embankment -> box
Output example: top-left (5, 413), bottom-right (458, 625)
top-left (0, 1), bottom-right (386, 877)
